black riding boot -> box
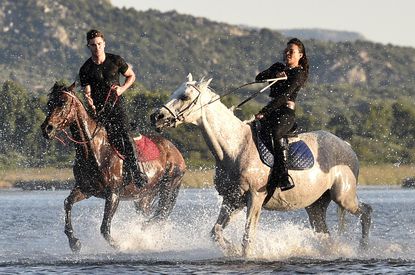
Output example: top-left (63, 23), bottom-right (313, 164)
top-left (272, 137), bottom-right (295, 191)
top-left (122, 136), bottom-right (148, 188)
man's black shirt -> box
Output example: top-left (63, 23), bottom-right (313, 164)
top-left (79, 53), bottom-right (129, 110)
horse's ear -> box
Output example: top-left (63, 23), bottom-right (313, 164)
top-left (68, 82), bottom-right (76, 91)
top-left (206, 78), bottom-right (212, 86)
top-left (187, 73), bottom-right (193, 82)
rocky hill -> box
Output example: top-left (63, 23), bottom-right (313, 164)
top-left (279, 28), bottom-right (366, 43)
top-left (0, 0), bottom-right (414, 95)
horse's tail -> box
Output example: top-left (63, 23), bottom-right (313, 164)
top-left (149, 162), bottom-right (184, 222)
top-left (337, 205), bottom-right (347, 235)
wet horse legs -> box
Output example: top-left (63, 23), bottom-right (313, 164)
top-left (242, 190), bottom-right (266, 257)
top-left (330, 173), bottom-right (373, 247)
top-left (305, 190), bottom-right (331, 234)
top-left (101, 192), bottom-right (120, 249)
top-left (210, 198), bottom-right (244, 255)
top-left (64, 187), bottom-right (87, 252)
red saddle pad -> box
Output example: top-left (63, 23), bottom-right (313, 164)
top-left (134, 135), bottom-right (160, 162)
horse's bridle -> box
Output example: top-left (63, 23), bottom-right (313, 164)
top-left (50, 90), bottom-right (102, 145)
top-left (54, 90), bottom-right (77, 130)
top-left (158, 79), bottom-right (271, 127)
top-left (159, 83), bottom-right (202, 127)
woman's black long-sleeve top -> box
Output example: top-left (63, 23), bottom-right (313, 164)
top-left (255, 62), bottom-right (307, 117)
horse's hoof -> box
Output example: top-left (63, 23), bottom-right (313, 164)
top-left (69, 238), bottom-right (82, 253)
top-left (224, 243), bottom-right (242, 257)
top-left (109, 241), bottom-right (120, 251)
top-left (359, 238), bottom-right (369, 250)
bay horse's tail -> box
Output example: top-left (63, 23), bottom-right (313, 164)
top-left (150, 162), bottom-right (185, 222)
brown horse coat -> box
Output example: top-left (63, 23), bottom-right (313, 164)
top-left (41, 82), bottom-right (186, 252)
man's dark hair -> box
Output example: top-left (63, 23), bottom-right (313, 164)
top-left (86, 29), bottom-right (105, 43)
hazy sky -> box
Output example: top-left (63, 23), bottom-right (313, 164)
top-left (112, 0), bottom-right (414, 48)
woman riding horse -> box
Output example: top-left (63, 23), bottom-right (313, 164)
top-left (255, 38), bottom-right (309, 192)
top-left (151, 74), bottom-right (372, 257)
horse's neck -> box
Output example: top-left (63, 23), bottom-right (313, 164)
top-left (198, 96), bottom-right (250, 162)
top-left (71, 101), bottom-right (109, 161)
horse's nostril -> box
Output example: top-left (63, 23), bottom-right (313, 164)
top-left (150, 111), bottom-right (164, 124)
top-left (46, 124), bottom-right (54, 133)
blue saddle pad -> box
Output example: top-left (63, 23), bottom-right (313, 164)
top-left (253, 122), bottom-right (314, 170)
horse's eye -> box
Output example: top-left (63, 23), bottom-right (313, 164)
top-left (180, 94), bottom-right (190, 101)
top-left (48, 100), bottom-right (65, 109)
top-left (58, 99), bottom-right (67, 107)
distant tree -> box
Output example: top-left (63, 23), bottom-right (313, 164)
top-left (0, 81), bottom-right (31, 154)
top-left (327, 113), bottom-right (353, 140)
top-left (391, 100), bottom-right (415, 148)
top-left (361, 101), bottom-right (393, 139)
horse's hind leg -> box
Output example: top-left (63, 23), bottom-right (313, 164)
top-left (305, 190), bottom-right (331, 234)
top-left (337, 206), bottom-right (346, 235)
top-left (355, 202), bottom-right (372, 247)
top-left (331, 176), bottom-right (372, 247)
top-left (64, 187), bottom-right (87, 252)
top-left (101, 192), bottom-right (120, 249)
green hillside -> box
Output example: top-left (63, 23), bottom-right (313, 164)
top-left (0, 0), bottom-right (414, 168)
top-left (1, 0), bottom-right (415, 91)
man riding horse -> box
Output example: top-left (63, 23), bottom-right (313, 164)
top-left (79, 29), bottom-right (147, 188)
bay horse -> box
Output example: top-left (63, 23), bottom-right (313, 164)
top-left (41, 82), bottom-right (186, 252)
top-left (151, 74), bottom-right (372, 257)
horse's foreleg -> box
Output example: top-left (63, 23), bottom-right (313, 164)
top-left (64, 187), bottom-right (87, 253)
top-left (101, 192), bottom-right (120, 249)
top-left (242, 190), bottom-right (265, 257)
top-left (210, 200), bottom-right (242, 255)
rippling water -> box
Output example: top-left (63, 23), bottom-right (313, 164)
top-left (1, 186), bottom-right (415, 273)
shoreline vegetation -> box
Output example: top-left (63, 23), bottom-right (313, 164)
top-left (0, 165), bottom-right (414, 190)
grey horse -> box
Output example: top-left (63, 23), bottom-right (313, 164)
top-left (151, 74), bottom-right (372, 257)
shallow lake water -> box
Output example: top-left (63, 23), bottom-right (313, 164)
top-left (1, 186), bottom-right (415, 273)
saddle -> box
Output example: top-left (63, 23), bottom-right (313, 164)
top-left (133, 135), bottom-right (160, 162)
top-left (252, 121), bottom-right (314, 170)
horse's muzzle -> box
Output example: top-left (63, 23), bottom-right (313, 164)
top-left (150, 110), bottom-right (169, 132)
top-left (41, 121), bottom-right (56, 139)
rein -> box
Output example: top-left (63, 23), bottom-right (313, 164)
top-left (53, 86), bottom-right (117, 145)
top-left (235, 76), bottom-right (287, 109)
top-left (161, 78), bottom-right (285, 126)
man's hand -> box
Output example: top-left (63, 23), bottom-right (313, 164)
top-left (91, 105), bottom-right (97, 115)
top-left (84, 85), bottom-right (97, 115)
top-left (112, 85), bottom-right (125, 97)
top-left (255, 113), bottom-right (264, 120)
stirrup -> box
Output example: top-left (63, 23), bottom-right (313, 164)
top-left (279, 173), bottom-right (295, 191)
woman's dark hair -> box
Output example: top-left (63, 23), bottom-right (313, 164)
top-left (287, 38), bottom-right (309, 79)
top-left (86, 29), bottom-right (105, 43)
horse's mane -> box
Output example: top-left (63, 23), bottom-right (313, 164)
top-left (47, 82), bottom-right (89, 112)
top-left (49, 82), bottom-right (68, 97)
